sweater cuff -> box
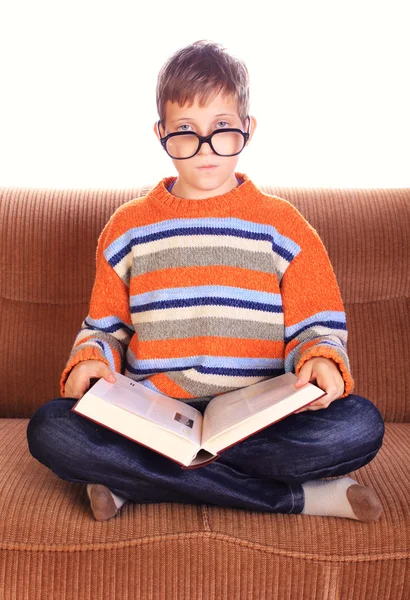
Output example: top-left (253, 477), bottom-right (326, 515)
top-left (60, 348), bottom-right (110, 397)
top-left (295, 347), bottom-right (354, 398)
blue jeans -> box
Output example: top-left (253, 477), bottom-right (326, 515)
top-left (26, 394), bottom-right (384, 514)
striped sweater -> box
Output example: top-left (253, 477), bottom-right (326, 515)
top-left (60, 173), bottom-right (354, 400)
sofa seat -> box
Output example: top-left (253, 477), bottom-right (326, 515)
top-left (1, 419), bottom-right (409, 600)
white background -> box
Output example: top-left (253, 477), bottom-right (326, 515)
top-left (1, 0), bottom-right (409, 188)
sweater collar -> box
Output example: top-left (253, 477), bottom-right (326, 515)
top-left (147, 173), bottom-right (260, 215)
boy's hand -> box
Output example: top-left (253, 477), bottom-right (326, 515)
top-left (64, 360), bottom-right (117, 399)
top-left (293, 357), bottom-right (345, 413)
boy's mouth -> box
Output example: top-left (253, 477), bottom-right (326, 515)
top-left (197, 164), bottom-right (218, 170)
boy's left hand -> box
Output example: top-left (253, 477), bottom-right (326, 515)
top-left (293, 357), bottom-right (345, 413)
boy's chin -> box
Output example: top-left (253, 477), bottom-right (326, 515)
top-left (180, 168), bottom-right (238, 186)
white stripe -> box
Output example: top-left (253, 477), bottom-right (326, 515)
top-left (76, 328), bottom-right (130, 344)
top-left (272, 254), bottom-right (289, 275)
top-left (75, 340), bottom-right (103, 351)
top-left (132, 305), bottom-right (284, 324)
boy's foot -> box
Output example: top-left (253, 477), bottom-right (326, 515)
top-left (346, 483), bottom-right (383, 521)
top-left (301, 476), bottom-right (383, 521)
top-left (86, 484), bottom-right (118, 521)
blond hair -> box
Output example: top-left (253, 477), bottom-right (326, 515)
top-left (156, 40), bottom-right (250, 127)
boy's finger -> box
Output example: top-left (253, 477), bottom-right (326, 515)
top-left (98, 365), bottom-right (116, 382)
top-left (294, 368), bottom-right (312, 387)
top-left (64, 383), bottom-right (84, 400)
top-left (294, 379), bottom-right (308, 387)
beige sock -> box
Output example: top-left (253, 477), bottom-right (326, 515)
top-left (301, 476), bottom-right (382, 521)
top-left (111, 490), bottom-right (127, 510)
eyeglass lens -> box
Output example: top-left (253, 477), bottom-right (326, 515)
top-left (166, 131), bottom-right (245, 159)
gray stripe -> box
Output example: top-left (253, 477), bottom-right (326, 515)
top-left (89, 331), bottom-right (127, 357)
top-left (130, 247), bottom-right (280, 277)
top-left (296, 329), bottom-right (347, 345)
top-left (166, 370), bottom-right (250, 399)
top-left (136, 318), bottom-right (283, 342)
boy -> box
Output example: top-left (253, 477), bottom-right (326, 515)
top-left (27, 41), bottom-right (384, 522)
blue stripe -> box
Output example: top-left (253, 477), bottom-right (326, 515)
top-left (84, 316), bottom-right (134, 335)
top-left (128, 356), bottom-right (282, 371)
top-left (285, 311), bottom-right (347, 339)
top-left (104, 217), bottom-right (300, 266)
top-left (105, 217), bottom-right (288, 253)
top-left (322, 339), bottom-right (347, 350)
top-left (122, 374), bottom-right (169, 396)
top-left (285, 320), bottom-right (347, 344)
top-left (286, 311), bottom-right (346, 335)
top-left (94, 340), bottom-right (116, 371)
top-left (125, 362), bottom-right (284, 378)
top-left (124, 363), bottom-right (186, 376)
top-left (196, 366), bottom-right (281, 377)
top-left (131, 286), bottom-right (281, 306)
top-left (131, 296), bottom-right (283, 314)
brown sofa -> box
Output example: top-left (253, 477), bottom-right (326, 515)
top-left (0, 184), bottom-right (409, 599)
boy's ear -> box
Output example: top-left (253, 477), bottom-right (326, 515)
top-left (247, 115), bottom-right (257, 143)
top-left (153, 121), bottom-right (163, 141)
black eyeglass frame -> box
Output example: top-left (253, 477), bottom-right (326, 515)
top-left (157, 116), bottom-right (251, 160)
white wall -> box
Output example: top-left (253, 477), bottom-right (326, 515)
top-left (1, 0), bottom-right (409, 188)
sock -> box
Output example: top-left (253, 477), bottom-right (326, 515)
top-left (86, 484), bottom-right (127, 521)
top-left (301, 476), bottom-right (383, 521)
top-left (111, 490), bottom-right (127, 510)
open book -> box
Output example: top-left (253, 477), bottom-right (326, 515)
top-left (72, 372), bottom-right (325, 469)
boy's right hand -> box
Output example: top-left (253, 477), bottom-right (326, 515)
top-left (64, 360), bottom-right (117, 399)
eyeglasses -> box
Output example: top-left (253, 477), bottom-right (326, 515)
top-left (158, 116), bottom-right (250, 160)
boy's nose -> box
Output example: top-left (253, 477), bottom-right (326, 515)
top-left (198, 141), bottom-right (214, 155)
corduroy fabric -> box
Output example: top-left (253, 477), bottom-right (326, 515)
top-left (0, 185), bottom-right (149, 418)
top-left (1, 543), bottom-right (409, 600)
top-left (0, 420), bottom-right (409, 599)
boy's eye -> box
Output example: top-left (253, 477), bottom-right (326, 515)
top-left (216, 121), bottom-right (229, 128)
top-left (177, 124), bottom-right (194, 132)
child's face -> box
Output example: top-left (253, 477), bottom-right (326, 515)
top-left (155, 92), bottom-right (256, 199)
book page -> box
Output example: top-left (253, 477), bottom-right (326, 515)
top-left (202, 373), bottom-right (317, 443)
top-left (92, 373), bottom-right (203, 445)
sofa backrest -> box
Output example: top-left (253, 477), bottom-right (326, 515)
top-left (0, 185), bottom-right (408, 421)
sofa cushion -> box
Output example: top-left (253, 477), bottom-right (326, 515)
top-left (1, 419), bottom-right (408, 553)
top-left (1, 419), bottom-right (409, 599)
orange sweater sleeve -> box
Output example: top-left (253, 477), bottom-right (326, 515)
top-left (60, 217), bottom-right (134, 396)
top-left (280, 210), bottom-right (354, 398)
